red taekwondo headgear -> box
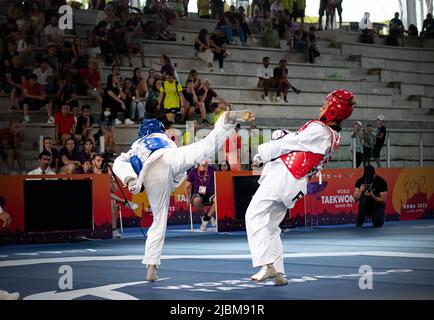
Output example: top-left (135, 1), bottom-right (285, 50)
top-left (321, 89), bottom-right (355, 123)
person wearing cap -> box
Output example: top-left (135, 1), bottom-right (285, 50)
top-left (246, 89), bottom-right (356, 286)
top-left (353, 165), bottom-right (388, 228)
top-left (351, 121), bottom-right (363, 168)
top-left (373, 115), bottom-right (386, 167)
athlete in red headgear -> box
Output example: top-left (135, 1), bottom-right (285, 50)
top-left (246, 89), bottom-right (356, 285)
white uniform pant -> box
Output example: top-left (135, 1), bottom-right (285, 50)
top-left (245, 161), bottom-right (307, 274)
top-left (115, 114), bottom-right (236, 266)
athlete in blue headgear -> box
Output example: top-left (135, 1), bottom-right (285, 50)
top-left (113, 110), bottom-right (255, 282)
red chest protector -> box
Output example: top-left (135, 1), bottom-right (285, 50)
top-left (279, 120), bottom-right (340, 179)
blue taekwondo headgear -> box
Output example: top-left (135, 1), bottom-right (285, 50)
top-left (138, 119), bottom-right (165, 138)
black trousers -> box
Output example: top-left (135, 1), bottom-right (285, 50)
top-left (356, 196), bottom-right (385, 227)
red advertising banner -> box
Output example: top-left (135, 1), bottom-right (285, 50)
top-left (215, 167), bottom-right (434, 231)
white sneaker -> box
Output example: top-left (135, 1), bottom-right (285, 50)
top-left (200, 216), bottom-right (210, 231)
top-left (115, 118), bottom-right (122, 125)
top-left (23, 115), bottom-right (30, 124)
top-left (275, 96), bottom-right (285, 103)
top-left (210, 216), bottom-right (216, 227)
top-left (125, 200), bottom-right (138, 210)
top-left (112, 229), bottom-right (122, 239)
top-left (124, 118), bottom-right (135, 125)
top-left (0, 290), bottom-right (20, 300)
top-left (47, 116), bottom-right (54, 124)
top-left (264, 96), bottom-right (271, 102)
top-left (220, 68), bottom-right (224, 73)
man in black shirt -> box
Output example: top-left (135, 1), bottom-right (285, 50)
top-left (353, 165), bottom-right (388, 228)
top-left (373, 114), bottom-right (386, 167)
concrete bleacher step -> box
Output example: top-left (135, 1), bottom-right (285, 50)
top-left (380, 69), bottom-right (434, 86)
top-left (400, 84), bottom-right (434, 98)
top-left (361, 56), bottom-right (434, 74)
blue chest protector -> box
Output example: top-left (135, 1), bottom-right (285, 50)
top-left (129, 136), bottom-right (172, 175)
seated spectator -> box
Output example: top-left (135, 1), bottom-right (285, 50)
top-left (20, 41), bottom-right (37, 72)
top-left (43, 44), bottom-right (59, 73)
top-left (80, 159), bottom-right (93, 173)
top-left (218, 160), bottom-right (231, 171)
top-left (0, 120), bottom-right (26, 175)
top-left (54, 104), bottom-right (76, 145)
top-left (29, 1), bottom-right (45, 46)
top-left (146, 68), bottom-right (157, 91)
top-left (186, 69), bottom-right (201, 93)
top-left (58, 138), bottom-right (81, 174)
top-left (197, 79), bottom-right (228, 113)
top-left (106, 64), bottom-right (121, 89)
top-left (387, 12), bottom-right (405, 46)
top-left (293, 27), bottom-right (309, 62)
top-left (273, 59), bottom-right (301, 102)
top-left (262, 21), bottom-right (280, 48)
top-left (194, 29), bottom-right (215, 70)
top-left (98, 107), bottom-right (116, 154)
top-left (270, 0), bottom-right (284, 19)
top-left (78, 139), bottom-right (96, 164)
top-left (157, 70), bottom-right (185, 124)
top-left (408, 24), bottom-right (419, 37)
top-left (359, 12), bottom-right (375, 44)
top-left (145, 76), bottom-right (163, 118)
top-left (74, 105), bottom-right (95, 143)
top-left (257, 56), bottom-right (275, 102)
top-left (103, 74), bottom-right (129, 125)
top-left (210, 30), bottom-right (228, 72)
top-left (20, 73), bottom-right (54, 124)
top-left (42, 136), bottom-right (59, 170)
top-left (53, 75), bottom-right (79, 114)
top-left (308, 27), bottom-right (320, 63)
top-left (78, 58), bottom-right (102, 104)
top-left (185, 160), bottom-right (217, 231)
top-left (28, 151), bottom-right (56, 175)
top-left (421, 13), bottom-right (434, 46)
top-left (33, 58), bottom-right (56, 95)
top-left (122, 78), bottom-right (142, 123)
top-left (5, 54), bottom-right (26, 111)
top-left (44, 16), bottom-right (65, 47)
top-left (132, 68), bottom-right (148, 99)
top-left (182, 79), bottom-right (208, 125)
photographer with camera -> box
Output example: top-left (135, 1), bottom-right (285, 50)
top-left (92, 153), bottom-right (138, 239)
top-left (353, 165), bottom-right (388, 228)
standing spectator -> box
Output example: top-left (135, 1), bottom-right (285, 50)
top-left (54, 104), bottom-right (76, 145)
top-left (373, 115), bottom-right (387, 168)
top-left (109, 21), bottom-right (132, 67)
top-left (28, 151), bottom-right (56, 175)
top-left (198, 0), bottom-right (211, 19)
top-left (157, 70), bottom-right (185, 124)
top-left (293, 0), bottom-right (306, 24)
top-left (318, 0), bottom-right (329, 30)
top-left (42, 137), bottom-right (59, 170)
top-left (74, 105), bottom-right (95, 143)
top-left (194, 29), bottom-right (215, 70)
top-left (58, 138), bottom-right (81, 174)
top-left (328, 0), bottom-right (343, 29)
top-left (421, 13), bottom-right (434, 46)
top-left (20, 73), bottom-right (54, 124)
top-left (351, 121), bottom-right (363, 168)
top-left (273, 59), bottom-right (301, 102)
top-left (0, 120), bottom-right (26, 175)
top-left (29, 1), bottom-right (45, 46)
top-left (160, 54), bottom-right (178, 80)
top-left (5, 54), bottom-right (26, 111)
top-left (224, 123), bottom-right (242, 171)
top-left (257, 56), bottom-right (275, 102)
top-left (211, 0), bottom-right (224, 19)
top-left (98, 107), bottom-right (116, 154)
top-left (185, 160), bottom-right (217, 231)
top-left (363, 124), bottom-right (375, 167)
